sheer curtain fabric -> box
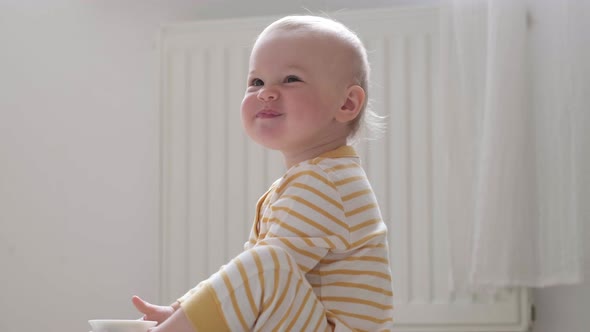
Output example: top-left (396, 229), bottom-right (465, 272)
top-left (446, 0), bottom-right (588, 291)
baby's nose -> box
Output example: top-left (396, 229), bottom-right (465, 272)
top-left (257, 87), bottom-right (279, 102)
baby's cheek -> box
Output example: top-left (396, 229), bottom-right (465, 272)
top-left (241, 96), bottom-right (257, 116)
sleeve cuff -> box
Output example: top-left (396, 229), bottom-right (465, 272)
top-left (180, 282), bottom-right (231, 332)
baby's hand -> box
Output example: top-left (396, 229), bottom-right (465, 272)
top-left (132, 295), bottom-right (175, 325)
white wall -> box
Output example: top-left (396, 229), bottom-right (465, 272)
top-left (0, 2), bottom-right (189, 331)
top-left (532, 2), bottom-right (590, 331)
top-left (0, 1), bottom-right (586, 331)
top-left (533, 123), bottom-right (590, 332)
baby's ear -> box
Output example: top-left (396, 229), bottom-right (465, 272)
top-left (336, 85), bottom-right (365, 123)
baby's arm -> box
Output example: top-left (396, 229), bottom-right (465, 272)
top-left (174, 164), bottom-right (347, 331)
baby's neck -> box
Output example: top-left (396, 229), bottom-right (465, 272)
top-left (282, 139), bottom-right (347, 169)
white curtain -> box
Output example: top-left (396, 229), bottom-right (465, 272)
top-left (446, 0), bottom-right (588, 291)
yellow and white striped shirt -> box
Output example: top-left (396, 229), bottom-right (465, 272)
top-left (180, 145), bottom-right (394, 331)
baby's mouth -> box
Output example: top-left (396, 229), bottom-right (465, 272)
top-left (256, 110), bottom-right (282, 119)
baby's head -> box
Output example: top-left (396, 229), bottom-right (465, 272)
top-left (242, 15), bottom-right (380, 152)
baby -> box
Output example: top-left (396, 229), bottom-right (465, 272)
top-left (133, 15), bottom-right (394, 331)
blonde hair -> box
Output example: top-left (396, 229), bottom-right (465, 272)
top-left (256, 15), bottom-right (384, 142)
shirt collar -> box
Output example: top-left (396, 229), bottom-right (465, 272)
top-left (317, 145), bottom-right (358, 159)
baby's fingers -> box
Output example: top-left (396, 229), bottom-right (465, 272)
top-left (132, 295), bottom-right (155, 314)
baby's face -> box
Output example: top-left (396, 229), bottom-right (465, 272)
top-left (241, 29), bottom-right (356, 154)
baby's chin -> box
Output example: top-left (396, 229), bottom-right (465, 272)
top-left (251, 138), bottom-right (285, 151)
top-left (245, 130), bottom-right (288, 151)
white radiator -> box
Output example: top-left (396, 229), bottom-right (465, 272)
top-left (158, 6), bottom-right (531, 331)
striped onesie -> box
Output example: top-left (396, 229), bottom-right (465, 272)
top-left (178, 145), bottom-right (394, 331)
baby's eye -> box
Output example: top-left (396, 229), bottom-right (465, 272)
top-left (284, 75), bottom-right (302, 83)
top-left (250, 78), bottom-right (264, 87)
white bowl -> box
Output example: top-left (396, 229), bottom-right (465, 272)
top-left (88, 319), bottom-right (157, 332)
